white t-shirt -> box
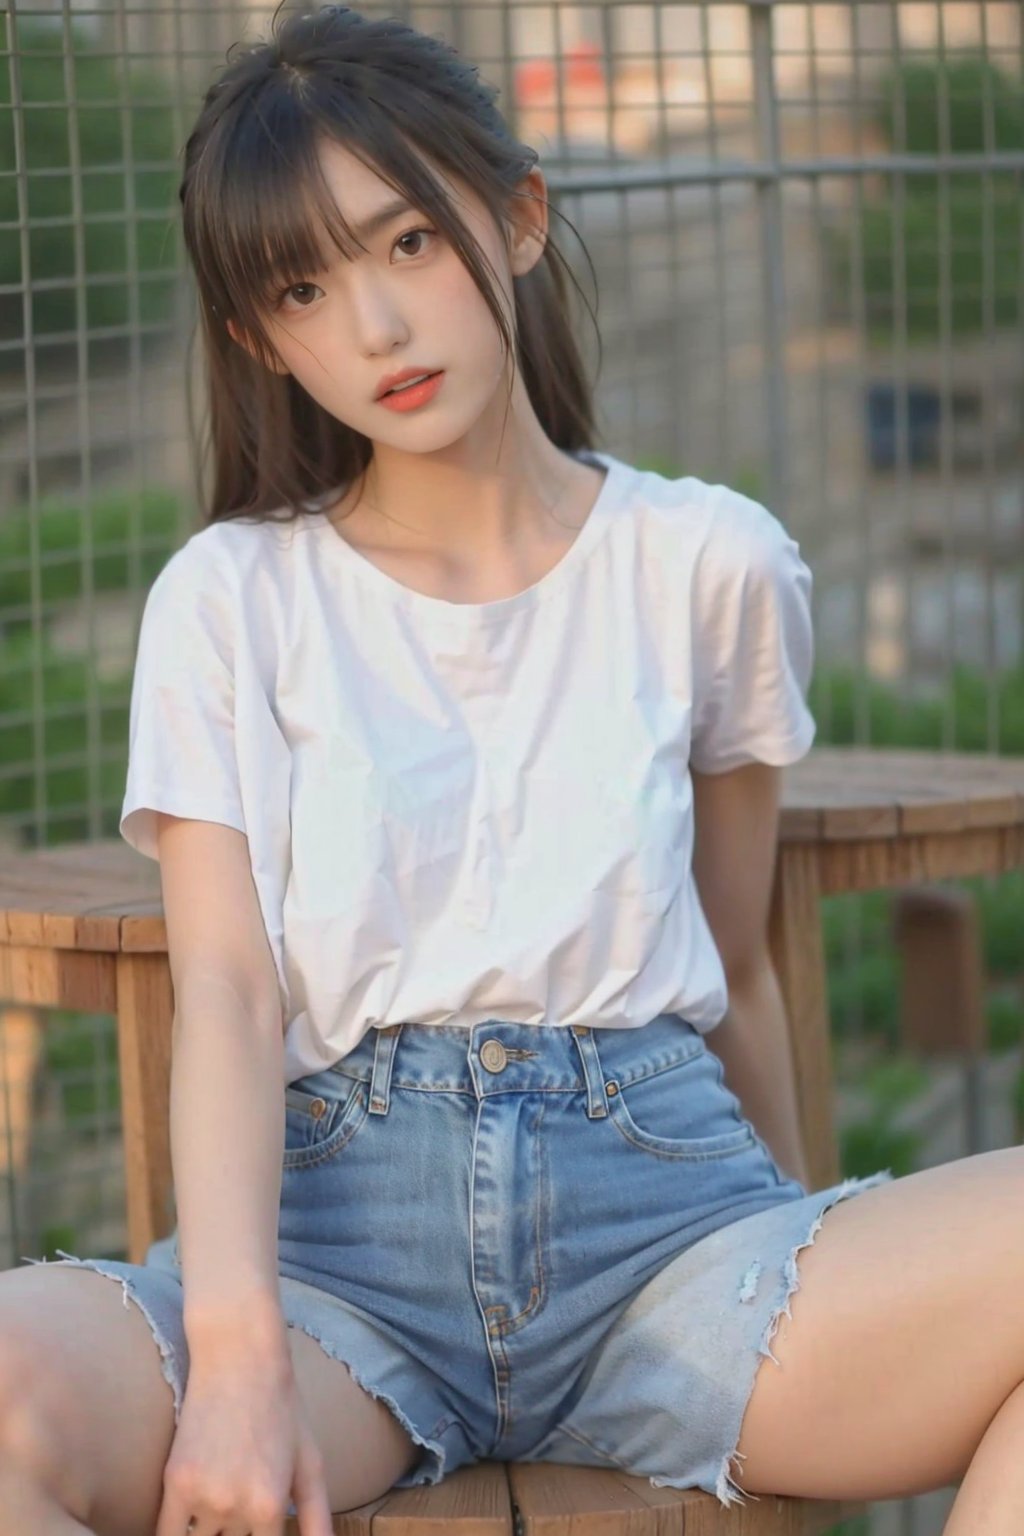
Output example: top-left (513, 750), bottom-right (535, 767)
top-left (120, 451), bottom-right (815, 1083)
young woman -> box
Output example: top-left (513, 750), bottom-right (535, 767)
top-left (4, 7), bottom-right (1023, 1535)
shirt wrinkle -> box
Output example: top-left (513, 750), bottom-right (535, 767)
top-left (119, 453), bottom-right (816, 1081)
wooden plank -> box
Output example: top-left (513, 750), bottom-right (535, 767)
top-left (510, 1462), bottom-right (666, 1534)
top-left (0, 943), bottom-right (116, 1013)
top-left (116, 951), bottom-right (176, 1263)
top-left (288, 1489), bottom-right (400, 1536)
top-left (0, 844), bottom-right (151, 893)
top-left (679, 1492), bottom-right (869, 1533)
top-left (0, 843), bottom-right (139, 875)
top-left (4, 908), bottom-right (125, 952)
top-left (895, 772), bottom-right (1024, 835)
top-left (329, 1490), bottom-right (393, 1535)
top-left (511, 1461), bottom-right (864, 1535)
top-left (0, 1004), bottom-right (44, 1179)
top-left (784, 750), bottom-right (1024, 844)
top-left (777, 804), bottom-right (823, 843)
top-left (820, 791), bottom-right (901, 841)
top-left (768, 846), bottom-right (838, 1192)
top-left (121, 911), bottom-right (171, 953)
top-left (0, 841), bottom-right (158, 953)
top-left (817, 827), bottom-right (1024, 895)
top-left (890, 835), bottom-right (944, 888)
top-left (370, 1461), bottom-right (513, 1535)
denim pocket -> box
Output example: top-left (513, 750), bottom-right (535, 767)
top-left (602, 1046), bottom-right (755, 1161)
top-left (283, 1074), bottom-right (369, 1171)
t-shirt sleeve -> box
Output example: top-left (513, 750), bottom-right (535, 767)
top-left (119, 534), bottom-right (247, 860)
top-left (689, 485), bottom-right (816, 775)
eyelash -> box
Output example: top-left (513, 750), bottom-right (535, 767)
top-left (272, 227), bottom-right (437, 311)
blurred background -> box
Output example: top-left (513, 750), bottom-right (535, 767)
top-left (1, 4), bottom-right (1023, 1530)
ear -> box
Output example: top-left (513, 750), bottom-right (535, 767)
top-left (505, 166), bottom-right (549, 278)
top-left (224, 315), bottom-right (291, 376)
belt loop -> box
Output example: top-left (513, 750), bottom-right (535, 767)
top-left (570, 1025), bottom-right (611, 1119)
top-left (368, 1023), bottom-right (402, 1116)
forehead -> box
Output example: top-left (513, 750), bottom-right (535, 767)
top-left (313, 137), bottom-right (484, 243)
top-left (314, 138), bottom-right (400, 221)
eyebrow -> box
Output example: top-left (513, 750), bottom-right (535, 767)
top-left (348, 196), bottom-right (419, 244)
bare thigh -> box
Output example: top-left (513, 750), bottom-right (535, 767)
top-left (732, 1146), bottom-right (1024, 1503)
top-left (0, 1263), bottom-right (420, 1536)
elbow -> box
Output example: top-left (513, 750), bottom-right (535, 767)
top-left (722, 944), bottom-right (778, 1007)
top-left (171, 969), bottom-right (284, 1038)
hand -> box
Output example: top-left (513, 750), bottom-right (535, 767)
top-left (155, 1354), bottom-right (334, 1536)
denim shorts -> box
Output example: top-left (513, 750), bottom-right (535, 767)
top-left (26, 1011), bottom-right (893, 1512)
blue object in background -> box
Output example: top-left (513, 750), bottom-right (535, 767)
top-left (865, 383), bottom-right (942, 469)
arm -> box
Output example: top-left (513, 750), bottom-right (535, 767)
top-left (690, 761), bottom-right (811, 1189)
top-left (156, 811), bottom-right (293, 1374)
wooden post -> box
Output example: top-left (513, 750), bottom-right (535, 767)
top-left (768, 844), bottom-right (840, 1192)
top-left (115, 952), bottom-right (175, 1265)
top-left (892, 885), bottom-right (986, 1057)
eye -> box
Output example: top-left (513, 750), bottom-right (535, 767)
top-left (392, 227), bottom-right (436, 260)
top-left (273, 281), bottom-right (323, 312)
top-left (269, 229), bottom-right (434, 310)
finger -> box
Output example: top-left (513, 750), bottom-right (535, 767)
top-left (154, 1485), bottom-right (192, 1536)
top-left (291, 1438), bottom-right (335, 1536)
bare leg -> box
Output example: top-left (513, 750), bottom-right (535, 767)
top-left (728, 1146), bottom-right (1024, 1524)
top-left (941, 1377), bottom-right (1024, 1533)
top-left (0, 1460), bottom-right (93, 1535)
top-left (0, 1261), bottom-right (420, 1536)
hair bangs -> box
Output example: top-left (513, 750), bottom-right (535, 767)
top-left (302, 83), bottom-right (506, 306)
top-left (204, 100), bottom-right (366, 330)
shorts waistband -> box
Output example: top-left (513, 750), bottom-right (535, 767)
top-left (292, 1013), bottom-right (707, 1123)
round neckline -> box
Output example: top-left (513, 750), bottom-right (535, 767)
top-left (306, 450), bottom-right (627, 625)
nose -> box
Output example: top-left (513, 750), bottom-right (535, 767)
top-left (346, 270), bottom-right (409, 360)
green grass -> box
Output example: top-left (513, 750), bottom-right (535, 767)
top-left (861, 1054), bottom-right (930, 1111)
top-left (840, 1117), bottom-right (922, 1181)
top-left (43, 1013), bottom-right (120, 1123)
top-left (824, 1515), bottom-right (871, 1536)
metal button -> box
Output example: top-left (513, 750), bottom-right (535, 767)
top-left (480, 1038), bottom-right (508, 1073)
top-left (308, 1097), bottom-right (327, 1119)
top-left (573, 1025), bottom-right (590, 1036)
top-left (606, 1081), bottom-right (619, 1097)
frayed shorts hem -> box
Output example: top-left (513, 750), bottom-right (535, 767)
top-left (18, 1250), bottom-right (451, 1507)
top-left (512, 1167), bottom-right (895, 1511)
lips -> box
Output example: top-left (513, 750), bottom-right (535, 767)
top-left (377, 369), bottom-right (441, 400)
top-left (377, 371), bottom-right (446, 412)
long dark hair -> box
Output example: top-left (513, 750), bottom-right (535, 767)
top-left (178, 3), bottom-right (601, 527)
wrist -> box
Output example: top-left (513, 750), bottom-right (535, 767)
top-left (184, 1286), bottom-right (291, 1368)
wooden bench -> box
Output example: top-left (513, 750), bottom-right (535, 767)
top-left (3, 747), bottom-right (1024, 1532)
